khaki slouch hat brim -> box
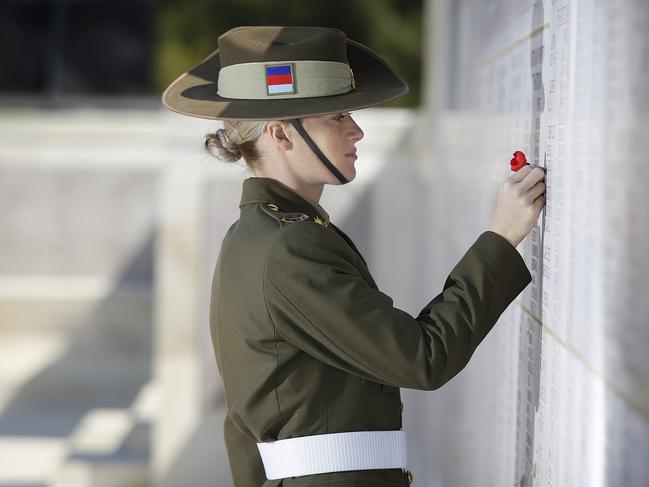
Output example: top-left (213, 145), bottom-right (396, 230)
top-left (161, 26), bottom-right (409, 121)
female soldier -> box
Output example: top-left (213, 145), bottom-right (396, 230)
top-left (162, 26), bottom-right (546, 487)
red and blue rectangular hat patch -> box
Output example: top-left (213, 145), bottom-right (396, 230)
top-left (265, 64), bottom-right (296, 95)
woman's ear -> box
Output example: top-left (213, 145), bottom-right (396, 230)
top-left (266, 120), bottom-right (293, 151)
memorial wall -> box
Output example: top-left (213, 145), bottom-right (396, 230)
top-left (397, 1), bottom-right (649, 485)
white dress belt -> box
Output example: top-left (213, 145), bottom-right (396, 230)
top-left (256, 430), bottom-right (408, 480)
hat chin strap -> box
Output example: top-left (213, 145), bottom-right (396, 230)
top-left (287, 119), bottom-right (349, 185)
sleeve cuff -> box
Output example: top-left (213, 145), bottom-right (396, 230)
top-left (472, 230), bottom-right (533, 291)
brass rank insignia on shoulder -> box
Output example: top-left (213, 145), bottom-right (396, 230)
top-left (281, 213), bottom-right (310, 223)
top-left (262, 202), bottom-right (328, 227)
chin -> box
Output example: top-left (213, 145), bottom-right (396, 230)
top-left (334, 165), bottom-right (356, 184)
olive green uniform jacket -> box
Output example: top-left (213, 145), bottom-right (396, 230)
top-left (209, 177), bottom-right (532, 487)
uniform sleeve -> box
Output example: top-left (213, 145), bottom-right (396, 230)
top-left (223, 412), bottom-right (268, 487)
top-left (263, 226), bottom-right (532, 391)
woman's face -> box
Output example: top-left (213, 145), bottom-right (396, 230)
top-left (272, 112), bottom-right (365, 185)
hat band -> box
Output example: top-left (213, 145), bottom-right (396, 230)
top-left (217, 60), bottom-right (354, 100)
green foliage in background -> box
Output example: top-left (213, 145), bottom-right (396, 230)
top-left (153, 0), bottom-right (423, 107)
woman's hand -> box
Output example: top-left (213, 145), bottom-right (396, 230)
top-left (488, 164), bottom-right (546, 247)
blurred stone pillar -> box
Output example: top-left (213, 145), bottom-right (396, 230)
top-left (152, 162), bottom-right (204, 486)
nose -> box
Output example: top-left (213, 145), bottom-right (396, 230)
top-left (348, 115), bottom-right (364, 142)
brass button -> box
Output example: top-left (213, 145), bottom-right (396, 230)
top-left (402, 468), bottom-right (413, 485)
top-left (266, 203), bottom-right (279, 211)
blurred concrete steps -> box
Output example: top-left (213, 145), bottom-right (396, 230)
top-left (52, 383), bottom-right (156, 487)
top-left (0, 285), bottom-right (153, 486)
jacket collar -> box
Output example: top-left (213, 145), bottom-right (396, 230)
top-left (239, 177), bottom-right (330, 223)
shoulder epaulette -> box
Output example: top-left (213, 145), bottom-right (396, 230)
top-left (259, 202), bottom-right (329, 227)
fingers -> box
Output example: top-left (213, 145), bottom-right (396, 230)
top-left (532, 191), bottom-right (546, 212)
top-left (509, 163), bottom-right (534, 183)
top-left (519, 166), bottom-right (546, 193)
top-left (526, 179), bottom-right (546, 204)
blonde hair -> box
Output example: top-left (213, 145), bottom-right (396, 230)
top-left (203, 120), bottom-right (270, 168)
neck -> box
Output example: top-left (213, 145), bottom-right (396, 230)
top-left (253, 170), bottom-right (324, 209)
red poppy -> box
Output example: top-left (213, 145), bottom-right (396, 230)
top-left (510, 151), bottom-right (528, 171)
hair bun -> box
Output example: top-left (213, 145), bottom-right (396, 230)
top-left (204, 128), bottom-right (242, 162)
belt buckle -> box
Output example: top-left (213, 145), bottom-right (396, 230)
top-left (401, 468), bottom-right (413, 485)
